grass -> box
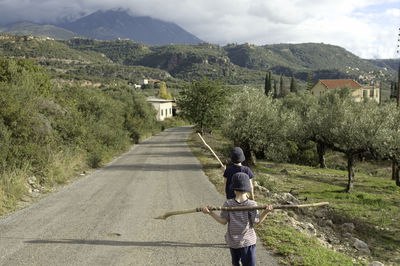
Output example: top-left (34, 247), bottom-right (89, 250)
top-left (0, 149), bottom-right (89, 215)
top-left (258, 217), bottom-right (355, 266)
top-left (187, 131), bottom-right (400, 265)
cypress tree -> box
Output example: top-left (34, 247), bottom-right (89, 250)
top-left (264, 72), bottom-right (269, 96)
top-left (398, 64), bottom-right (400, 108)
top-left (290, 74), bottom-right (297, 93)
top-left (264, 71), bottom-right (273, 96)
top-left (307, 71), bottom-right (314, 91)
top-left (268, 72), bottom-right (272, 95)
top-left (279, 75), bottom-right (287, 98)
top-left (273, 79), bottom-right (278, 99)
top-left (390, 82), bottom-right (395, 99)
top-left (397, 82), bottom-right (400, 108)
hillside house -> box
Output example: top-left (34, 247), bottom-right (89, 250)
top-left (310, 79), bottom-right (380, 103)
top-left (146, 97), bottom-right (174, 121)
top-left (139, 78), bottom-right (149, 85)
top-left (139, 78), bottom-right (161, 86)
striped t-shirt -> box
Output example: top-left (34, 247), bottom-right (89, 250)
top-left (220, 198), bottom-right (259, 249)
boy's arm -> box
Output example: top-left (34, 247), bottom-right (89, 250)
top-left (249, 180), bottom-right (255, 200)
top-left (255, 205), bottom-right (273, 225)
top-left (202, 207), bottom-right (228, 225)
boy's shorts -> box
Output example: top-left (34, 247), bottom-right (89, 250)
top-left (229, 244), bottom-right (256, 266)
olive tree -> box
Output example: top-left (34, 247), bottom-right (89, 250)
top-left (281, 93), bottom-right (320, 166)
top-left (223, 88), bottom-right (294, 165)
top-left (373, 102), bottom-right (400, 186)
top-left (312, 89), bottom-right (387, 192)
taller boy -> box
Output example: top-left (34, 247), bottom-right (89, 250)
top-left (224, 147), bottom-right (255, 200)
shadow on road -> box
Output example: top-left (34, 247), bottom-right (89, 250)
top-left (103, 163), bottom-right (203, 172)
top-left (126, 151), bottom-right (195, 157)
top-left (21, 238), bottom-right (227, 248)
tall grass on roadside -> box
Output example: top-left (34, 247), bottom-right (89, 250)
top-left (0, 163), bottom-right (31, 215)
top-left (41, 149), bottom-right (87, 187)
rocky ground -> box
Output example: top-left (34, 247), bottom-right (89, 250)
top-left (253, 180), bottom-right (393, 266)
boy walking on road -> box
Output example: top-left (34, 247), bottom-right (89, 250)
top-left (224, 147), bottom-right (255, 200)
top-left (202, 172), bottom-right (273, 266)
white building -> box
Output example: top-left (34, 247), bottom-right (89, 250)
top-left (139, 79), bottom-right (149, 85)
top-left (146, 97), bottom-right (174, 121)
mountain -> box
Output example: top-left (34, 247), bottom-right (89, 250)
top-left (367, 58), bottom-right (400, 72)
top-left (0, 33), bottom-right (396, 91)
top-left (59, 9), bottom-right (203, 45)
top-left (0, 22), bottom-right (80, 39)
top-left (62, 38), bottom-right (396, 86)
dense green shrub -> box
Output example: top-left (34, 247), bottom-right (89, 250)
top-left (0, 58), bottom-right (165, 214)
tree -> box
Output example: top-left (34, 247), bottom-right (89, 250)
top-left (273, 79), bottom-right (278, 99)
top-left (264, 72), bottom-right (269, 96)
top-left (391, 64), bottom-right (400, 185)
top-left (290, 74), bottom-right (297, 93)
top-left (279, 75), bottom-right (287, 98)
top-left (157, 81), bottom-right (172, 100)
top-left (264, 72), bottom-right (272, 96)
top-left (177, 78), bottom-right (228, 135)
top-left (371, 103), bottom-right (400, 186)
top-left (223, 88), bottom-right (291, 165)
top-left (397, 67), bottom-right (400, 107)
top-left (281, 93), bottom-right (321, 167)
top-left (311, 89), bottom-right (386, 192)
top-left (307, 71), bottom-right (314, 91)
top-left (390, 82), bottom-right (395, 99)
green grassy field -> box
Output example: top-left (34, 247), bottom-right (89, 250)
top-left (187, 131), bottom-right (400, 265)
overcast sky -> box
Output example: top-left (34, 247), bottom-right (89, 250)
top-left (0, 0), bottom-right (399, 59)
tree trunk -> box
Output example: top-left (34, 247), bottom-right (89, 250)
top-left (346, 155), bottom-right (355, 193)
top-left (317, 142), bottom-right (326, 168)
top-left (249, 150), bottom-right (256, 166)
top-left (392, 160), bottom-right (396, 180)
top-left (395, 162), bottom-right (400, 187)
top-left (242, 146), bottom-right (256, 166)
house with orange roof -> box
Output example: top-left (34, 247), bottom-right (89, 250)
top-left (310, 79), bottom-right (380, 103)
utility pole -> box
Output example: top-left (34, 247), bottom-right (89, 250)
top-left (397, 28), bottom-right (400, 107)
top-left (394, 28), bottom-right (400, 185)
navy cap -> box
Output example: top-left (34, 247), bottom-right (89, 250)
top-left (231, 147), bottom-right (245, 163)
top-left (230, 172), bottom-right (251, 192)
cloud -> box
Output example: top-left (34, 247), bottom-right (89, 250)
top-left (0, 0), bottom-right (399, 58)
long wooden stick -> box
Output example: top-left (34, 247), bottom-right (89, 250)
top-left (155, 202), bottom-right (329, 220)
top-left (197, 133), bottom-right (224, 167)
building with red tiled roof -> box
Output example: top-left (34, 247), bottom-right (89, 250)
top-left (311, 79), bottom-right (380, 103)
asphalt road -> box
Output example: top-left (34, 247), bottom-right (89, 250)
top-left (0, 126), bottom-right (278, 265)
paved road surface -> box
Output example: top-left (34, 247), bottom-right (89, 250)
top-left (0, 126), bottom-right (278, 265)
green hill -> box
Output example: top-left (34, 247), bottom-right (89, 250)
top-left (61, 38), bottom-right (152, 65)
top-left (0, 35), bottom-right (109, 64)
top-left (0, 22), bottom-right (80, 39)
top-left (62, 39), bottom-right (265, 84)
top-left (224, 43), bottom-right (395, 82)
top-left (1, 34), bottom-right (397, 91)
top-left (63, 39), bottom-right (395, 85)
top-left (367, 58), bottom-right (400, 72)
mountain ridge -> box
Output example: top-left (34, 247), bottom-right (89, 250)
top-left (0, 34), bottom-right (398, 91)
top-left (0, 9), bottom-right (203, 45)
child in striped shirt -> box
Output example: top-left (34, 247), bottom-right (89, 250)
top-left (202, 172), bottom-right (273, 266)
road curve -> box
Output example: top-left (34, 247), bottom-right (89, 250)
top-left (0, 126), bottom-right (278, 265)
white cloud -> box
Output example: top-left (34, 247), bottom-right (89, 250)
top-left (0, 0), bottom-right (399, 58)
